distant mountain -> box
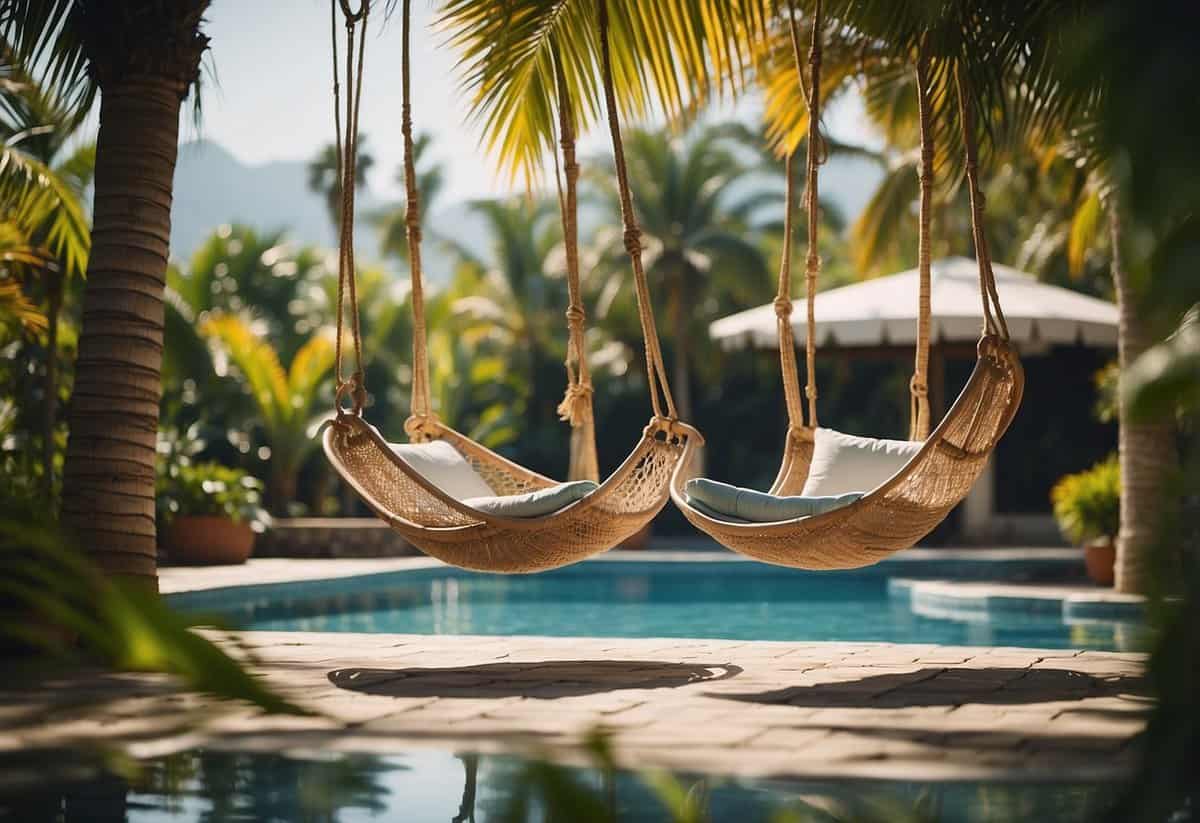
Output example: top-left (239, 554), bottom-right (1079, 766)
top-left (170, 140), bottom-right (469, 285)
top-left (169, 139), bottom-right (882, 281)
top-left (171, 140), bottom-right (349, 260)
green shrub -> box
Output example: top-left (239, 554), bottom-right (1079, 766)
top-left (157, 460), bottom-right (267, 531)
top-left (1050, 454), bottom-right (1120, 544)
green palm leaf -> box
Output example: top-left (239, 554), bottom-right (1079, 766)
top-left (438, 0), bottom-right (772, 185)
top-left (0, 136), bottom-right (90, 280)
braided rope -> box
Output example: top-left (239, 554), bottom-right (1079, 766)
top-left (774, 150), bottom-right (805, 431)
top-left (787, 0), bottom-right (823, 428)
top-left (551, 50), bottom-right (599, 481)
top-left (596, 0), bottom-right (678, 421)
top-left (331, 0), bottom-right (369, 416)
top-left (399, 0), bottom-right (438, 437)
top-left (954, 62), bottom-right (1010, 342)
top-left (910, 41), bottom-right (934, 439)
top-left (553, 54), bottom-right (595, 429)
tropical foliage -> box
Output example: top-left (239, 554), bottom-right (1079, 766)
top-left (1051, 454), bottom-right (1120, 545)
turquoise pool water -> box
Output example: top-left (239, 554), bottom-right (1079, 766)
top-left (175, 561), bottom-right (1140, 651)
top-left (1, 747), bottom-right (1124, 823)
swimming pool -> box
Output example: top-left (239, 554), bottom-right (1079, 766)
top-left (173, 559), bottom-right (1141, 651)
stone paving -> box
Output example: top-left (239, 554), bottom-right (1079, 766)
top-left (3, 631), bottom-right (1149, 782)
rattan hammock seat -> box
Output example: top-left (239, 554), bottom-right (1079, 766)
top-left (319, 0), bottom-right (699, 573)
top-left (669, 1), bottom-right (1024, 569)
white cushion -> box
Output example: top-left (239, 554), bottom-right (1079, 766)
top-left (800, 427), bottom-right (922, 497)
top-left (686, 478), bottom-right (862, 523)
top-left (465, 480), bottom-right (598, 518)
top-left (390, 440), bottom-right (494, 499)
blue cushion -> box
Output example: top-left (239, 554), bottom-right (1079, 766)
top-left (464, 480), bottom-right (598, 518)
top-left (686, 478), bottom-right (863, 523)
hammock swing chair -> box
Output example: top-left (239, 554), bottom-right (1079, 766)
top-left (669, 0), bottom-right (1025, 569)
top-left (321, 0), bottom-right (700, 573)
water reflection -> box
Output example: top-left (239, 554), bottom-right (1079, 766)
top-left (0, 746), bottom-right (1124, 822)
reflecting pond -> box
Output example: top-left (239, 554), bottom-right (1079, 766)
top-left (1, 746), bottom-right (1124, 822)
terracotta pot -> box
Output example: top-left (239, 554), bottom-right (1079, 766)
top-left (165, 515), bottom-right (255, 565)
top-left (1083, 537), bottom-right (1116, 586)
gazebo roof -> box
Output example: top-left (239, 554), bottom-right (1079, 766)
top-left (710, 257), bottom-right (1118, 350)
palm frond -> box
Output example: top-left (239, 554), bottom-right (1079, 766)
top-left (438, 0), bottom-right (772, 185)
top-left (0, 136), bottom-right (90, 279)
top-left (200, 313), bottom-right (290, 431)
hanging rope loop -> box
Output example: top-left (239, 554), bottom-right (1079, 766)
top-left (330, 0), bottom-right (369, 419)
top-left (550, 47), bottom-right (598, 486)
top-left (338, 0), bottom-right (366, 22)
top-left (953, 60), bottom-right (1010, 344)
top-left (395, 0), bottom-right (441, 437)
top-left (596, 0), bottom-right (678, 422)
top-left (909, 38), bottom-right (935, 440)
top-left (790, 0), bottom-right (823, 429)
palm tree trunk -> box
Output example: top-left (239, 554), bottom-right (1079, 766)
top-left (1110, 206), bottom-right (1176, 594)
top-left (61, 77), bottom-right (192, 585)
top-left (669, 265), bottom-right (702, 474)
top-left (670, 268), bottom-right (693, 422)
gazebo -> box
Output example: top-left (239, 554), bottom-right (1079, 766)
top-left (709, 258), bottom-right (1119, 541)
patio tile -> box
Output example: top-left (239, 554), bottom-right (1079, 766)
top-left (6, 632), bottom-right (1150, 782)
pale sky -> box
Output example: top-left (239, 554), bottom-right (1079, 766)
top-left (181, 0), bottom-right (877, 203)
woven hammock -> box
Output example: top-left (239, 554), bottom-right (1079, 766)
top-left (321, 0), bottom-right (698, 573)
top-left (670, 3), bottom-right (1024, 569)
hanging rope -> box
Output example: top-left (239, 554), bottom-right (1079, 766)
top-left (596, 0), bottom-right (679, 424)
top-left (551, 49), bottom-right (600, 481)
top-left (332, 0), bottom-right (369, 417)
top-left (398, 0), bottom-right (439, 440)
top-left (910, 41), bottom-right (934, 440)
top-left (774, 150), bottom-right (806, 434)
top-left (787, 0), bottom-right (824, 429)
top-left (954, 61), bottom-right (1010, 342)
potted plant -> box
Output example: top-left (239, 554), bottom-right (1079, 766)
top-left (1050, 455), bottom-right (1120, 585)
top-left (158, 459), bottom-right (268, 565)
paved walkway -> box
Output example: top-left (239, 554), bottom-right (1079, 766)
top-left (6, 631), bottom-right (1148, 782)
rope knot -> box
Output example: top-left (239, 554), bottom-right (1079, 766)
top-left (909, 376), bottom-right (928, 397)
top-left (557, 381), bottom-right (595, 427)
top-left (622, 227), bottom-right (642, 256)
top-left (647, 415), bottom-right (696, 445)
top-left (773, 296), bottom-right (793, 319)
top-left (805, 385), bottom-right (818, 401)
top-left (404, 413), bottom-right (442, 442)
top-left (805, 251), bottom-right (821, 274)
top-left (335, 375), bottom-right (366, 417)
top-left (565, 305), bottom-right (586, 328)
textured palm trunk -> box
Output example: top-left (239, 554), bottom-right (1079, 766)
top-left (668, 265), bottom-right (702, 474)
top-left (1110, 207), bottom-right (1177, 594)
top-left (60, 77), bottom-right (191, 584)
top-left (668, 268), bottom-right (693, 423)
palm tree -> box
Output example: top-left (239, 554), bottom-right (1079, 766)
top-left (7, 0), bottom-right (210, 582)
top-left (1108, 205), bottom-right (1177, 594)
top-left (589, 125), bottom-right (772, 423)
top-left (308, 138), bottom-right (375, 237)
top-left (200, 313), bottom-right (335, 513)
